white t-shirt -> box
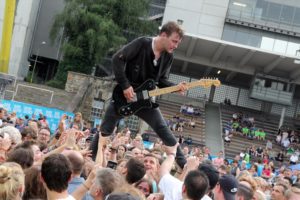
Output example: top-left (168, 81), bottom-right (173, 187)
top-left (57, 195), bottom-right (76, 200)
top-left (202, 194), bottom-right (212, 200)
top-left (159, 174), bottom-right (183, 200)
top-left (159, 174), bottom-right (211, 200)
top-left (290, 154), bottom-right (299, 163)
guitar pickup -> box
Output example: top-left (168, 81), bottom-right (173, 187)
top-left (142, 90), bottom-right (149, 100)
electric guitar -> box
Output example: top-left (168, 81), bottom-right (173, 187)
top-left (112, 78), bottom-right (221, 116)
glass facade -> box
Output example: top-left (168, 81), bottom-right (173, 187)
top-left (222, 24), bottom-right (300, 55)
top-left (223, 0), bottom-right (300, 55)
top-left (149, 0), bottom-right (166, 18)
top-left (227, 0), bottom-right (300, 28)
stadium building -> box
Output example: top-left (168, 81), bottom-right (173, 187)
top-left (153, 0), bottom-right (300, 156)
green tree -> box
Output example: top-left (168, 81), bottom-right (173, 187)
top-left (48, 0), bottom-right (158, 88)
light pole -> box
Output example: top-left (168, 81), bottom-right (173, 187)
top-left (30, 41), bottom-right (46, 83)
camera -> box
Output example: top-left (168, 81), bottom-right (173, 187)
top-left (106, 161), bottom-right (118, 169)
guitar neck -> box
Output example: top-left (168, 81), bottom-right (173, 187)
top-left (148, 81), bottom-right (209, 97)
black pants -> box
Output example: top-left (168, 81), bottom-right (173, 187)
top-left (90, 101), bottom-right (187, 168)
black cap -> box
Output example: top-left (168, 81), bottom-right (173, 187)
top-left (219, 175), bottom-right (238, 200)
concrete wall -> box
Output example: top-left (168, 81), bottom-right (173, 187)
top-left (163, 0), bottom-right (229, 39)
top-left (31, 0), bottom-right (65, 60)
top-left (9, 0), bottom-right (41, 78)
top-left (0, 0), bottom-right (5, 44)
top-left (0, 0), bottom-right (41, 78)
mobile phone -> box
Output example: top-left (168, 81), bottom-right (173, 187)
top-left (106, 161), bottom-right (118, 169)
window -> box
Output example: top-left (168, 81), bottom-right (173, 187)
top-left (280, 5), bottom-right (294, 24)
top-left (90, 99), bottom-right (104, 120)
top-left (222, 26), bottom-right (237, 42)
top-left (255, 0), bottom-right (269, 20)
top-left (293, 8), bottom-right (300, 26)
top-left (248, 30), bottom-right (261, 47)
top-left (266, 3), bottom-right (282, 22)
top-left (260, 37), bottom-right (274, 51)
top-left (235, 30), bottom-right (250, 45)
top-left (286, 41), bottom-right (300, 56)
top-left (273, 39), bottom-right (288, 54)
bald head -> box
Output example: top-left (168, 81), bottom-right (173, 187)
top-left (63, 150), bottom-right (84, 175)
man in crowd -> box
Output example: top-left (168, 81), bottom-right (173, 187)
top-left (198, 163), bottom-right (219, 200)
top-left (63, 150), bottom-right (91, 200)
top-left (213, 174), bottom-right (238, 200)
top-left (285, 185), bottom-right (300, 200)
top-left (158, 143), bottom-right (209, 200)
top-left (41, 154), bottom-right (75, 200)
top-left (89, 168), bottom-right (124, 200)
top-left (122, 158), bottom-right (146, 184)
top-left (37, 127), bottom-right (51, 145)
top-left (271, 183), bottom-right (288, 200)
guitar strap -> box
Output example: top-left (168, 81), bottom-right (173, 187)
top-left (152, 52), bottom-right (165, 108)
top-left (155, 52), bottom-right (165, 85)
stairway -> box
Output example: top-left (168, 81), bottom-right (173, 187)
top-left (157, 99), bottom-right (206, 146)
top-left (205, 103), bottom-right (223, 155)
top-left (221, 105), bottom-right (283, 160)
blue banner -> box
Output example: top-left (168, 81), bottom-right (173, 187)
top-left (1, 100), bottom-right (74, 133)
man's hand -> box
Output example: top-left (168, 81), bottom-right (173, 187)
top-left (177, 82), bottom-right (187, 95)
top-left (123, 86), bottom-right (135, 102)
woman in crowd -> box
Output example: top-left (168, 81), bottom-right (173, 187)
top-left (23, 166), bottom-right (47, 199)
top-left (117, 144), bottom-right (127, 160)
top-left (261, 164), bottom-right (272, 180)
top-left (70, 112), bottom-right (84, 131)
top-left (135, 178), bottom-right (153, 197)
top-left (0, 162), bottom-right (25, 200)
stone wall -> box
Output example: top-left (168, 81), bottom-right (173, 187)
top-left (65, 72), bottom-right (91, 93)
top-left (65, 71), bottom-right (116, 120)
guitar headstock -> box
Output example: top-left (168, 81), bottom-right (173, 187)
top-left (199, 78), bottom-right (221, 88)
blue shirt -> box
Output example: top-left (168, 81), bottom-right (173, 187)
top-left (67, 177), bottom-right (93, 200)
top-left (257, 164), bottom-right (264, 177)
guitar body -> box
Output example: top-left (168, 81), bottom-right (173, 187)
top-left (112, 79), bottom-right (157, 117)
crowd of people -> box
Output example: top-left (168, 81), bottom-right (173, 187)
top-left (0, 106), bottom-right (299, 200)
top-left (180, 104), bottom-right (202, 117)
top-left (166, 114), bottom-right (196, 134)
top-left (224, 112), bottom-right (266, 143)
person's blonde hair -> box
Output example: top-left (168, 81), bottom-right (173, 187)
top-left (285, 186), bottom-right (300, 199)
top-left (254, 190), bottom-right (266, 200)
top-left (75, 112), bottom-right (82, 117)
top-left (113, 184), bottom-right (146, 200)
top-left (254, 177), bottom-right (268, 191)
top-left (0, 162), bottom-right (25, 199)
top-left (238, 174), bottom-right (257, 191)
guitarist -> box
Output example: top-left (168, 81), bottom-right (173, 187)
top-left (90, 21), bottom-right (188, 169)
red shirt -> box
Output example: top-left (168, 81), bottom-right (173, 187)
top-left (263, 169), bottom-right (271, 177)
